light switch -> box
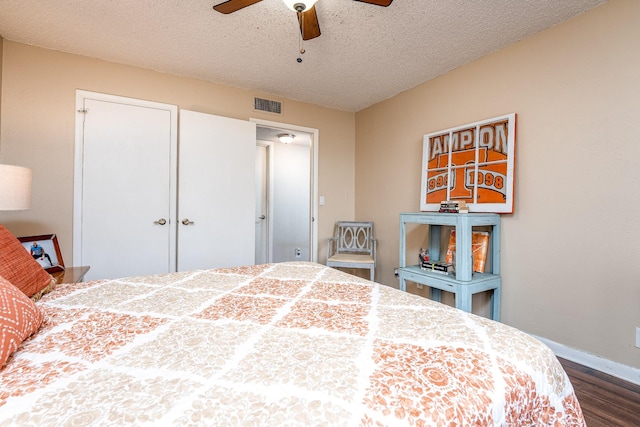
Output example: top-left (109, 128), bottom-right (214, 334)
top-left (319, 196), bottom-right (325, 206)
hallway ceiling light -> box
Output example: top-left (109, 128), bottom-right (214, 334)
top-left (278, 133), bottom-right (296, 144)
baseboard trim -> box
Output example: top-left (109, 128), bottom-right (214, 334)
top-left (532, 334), bottom-right (640, 386)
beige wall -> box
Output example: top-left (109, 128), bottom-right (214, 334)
top-left (0, 35), bottom-right (3, 129)
top-left (0, 41), bottom-right (355, 266)
top-left (356, 0), bottom-right (640, 368)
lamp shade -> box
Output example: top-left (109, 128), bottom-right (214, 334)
top-left (0, 164), bottom-right (32, 210)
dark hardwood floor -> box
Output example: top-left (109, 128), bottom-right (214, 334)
top-left (559, 357), bottom-right (640, 426)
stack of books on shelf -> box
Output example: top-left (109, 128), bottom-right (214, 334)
top-left (439, 200), bottom-right (469, 213)
top-left (419, 260), bottom-right (453, 275)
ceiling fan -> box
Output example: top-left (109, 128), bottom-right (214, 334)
top-left (213, 0), bottom-right (393, 41)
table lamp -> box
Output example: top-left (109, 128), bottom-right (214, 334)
top-left (0, 164), bottom-right (32, 210)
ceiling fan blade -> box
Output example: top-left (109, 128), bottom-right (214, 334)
top-left (213, 0), bottom-right (262, 14)
top-left (298, 5), bottom-right (321, 41)
top-left (353, 0), bottom-right (393, 6)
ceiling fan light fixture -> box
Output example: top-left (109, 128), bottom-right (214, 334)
top-left (282, 0), bottom-right (319, 13)
top-left (278, 133), bottom-right (296, 144)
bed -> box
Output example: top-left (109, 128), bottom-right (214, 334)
top-left (0, 257), bottom-right (585, 426)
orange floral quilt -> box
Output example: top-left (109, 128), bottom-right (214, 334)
top-left (0, 262), bottom-right (584, 426)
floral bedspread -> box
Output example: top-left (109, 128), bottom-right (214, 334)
top-left (0, 262), bottom-right (584, 426)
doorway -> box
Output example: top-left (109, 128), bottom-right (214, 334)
top-left (254, 120), bottom-right (318, 263)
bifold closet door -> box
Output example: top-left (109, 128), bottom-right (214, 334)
top-left (177, 110), bottom-right (256, 271)
top-left (78, 96), bottom-right (177, 280)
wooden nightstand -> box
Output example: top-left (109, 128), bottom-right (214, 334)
top-left (52, 266), bottom-right (90, 284)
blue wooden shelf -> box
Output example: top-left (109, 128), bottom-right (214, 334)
top-left (398, 212), bottom-right (501, 321)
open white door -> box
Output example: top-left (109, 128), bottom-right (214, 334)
top-left (255, 143), bottom-right (270, 264)
top-left (178, 110), bottom-right (256, 271)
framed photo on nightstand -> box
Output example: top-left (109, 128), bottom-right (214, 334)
top-left (18, 234), bottom-right (65, 273)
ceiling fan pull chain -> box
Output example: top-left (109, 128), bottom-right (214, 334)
top-left (297, 11), bottom-right (305, 62)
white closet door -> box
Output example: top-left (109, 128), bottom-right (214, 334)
top-left (178, 110), bottom-right (256, 271)
top-left (77, 96), bottom-right (177, 280)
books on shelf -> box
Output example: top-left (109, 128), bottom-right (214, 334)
top-left (439, 200), bottom-right (469, 213)
top-left (444, 230), bottom-right (489, 273)
top-left (419, 260), bottom-right (453, 275)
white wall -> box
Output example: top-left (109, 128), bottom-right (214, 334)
top-left (272, 141), bottom-right (311, 262)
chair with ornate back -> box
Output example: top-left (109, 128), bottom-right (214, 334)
top-left (326, 221), bottom-right (376, 281)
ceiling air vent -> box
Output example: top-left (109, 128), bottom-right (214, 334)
top-left (254, 97), bottom-right (282, 115)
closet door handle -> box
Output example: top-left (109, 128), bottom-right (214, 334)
top-left (181, 218), bottom-right (195, 226)
top-left (154, 218), bottom-right (167, 225)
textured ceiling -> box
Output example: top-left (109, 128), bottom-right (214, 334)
top-left (0, 0), bottom-right (606, 112)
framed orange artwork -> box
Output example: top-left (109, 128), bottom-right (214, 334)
top-left (420, 113), bottom-right (516, 213)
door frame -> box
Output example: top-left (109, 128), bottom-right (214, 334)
top-left (73, 90), bottom-right (179, 269)
top-left (251, 118), bottom-right (319, 262)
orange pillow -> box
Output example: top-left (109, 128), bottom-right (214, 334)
top-left (0, 225), bottom-right (56, 300)
top-left (0, 276), bottom-right (44, 367)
